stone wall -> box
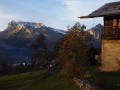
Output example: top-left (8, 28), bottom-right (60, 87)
top-left (101, 40), bottom-right (120, 71)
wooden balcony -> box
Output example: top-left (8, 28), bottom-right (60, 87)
top-left (102, 26), bottom-right (120, 39)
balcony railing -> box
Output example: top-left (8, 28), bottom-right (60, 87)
top-left (102, 26), bottom-right (120, 39)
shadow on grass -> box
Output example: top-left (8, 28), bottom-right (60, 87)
top-left (88, 66), bottom-right (120, 90)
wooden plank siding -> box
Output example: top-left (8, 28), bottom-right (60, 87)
top-left (102, 16), bottom-right (120, 39)
top-left (102, 26), bottom-right (120, 39)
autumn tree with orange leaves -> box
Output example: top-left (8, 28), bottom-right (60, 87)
top-left (57, 22), bottom-right (91, 78)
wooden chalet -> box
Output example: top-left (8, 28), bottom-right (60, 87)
top-left (80, 1), bottom-right (120, 71)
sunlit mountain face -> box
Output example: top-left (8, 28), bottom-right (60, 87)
top-left (86, 24), bottom-right (103, 49)
top-left (0, 20), bottom-right (103, 64)
top-left (0, 20), bottom-right (66, 64)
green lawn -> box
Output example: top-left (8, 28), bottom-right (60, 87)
top-left (1, 66), bottom-right (119, 90)
top-left (0, 70), bottom-right (79, 90)
top-left (89, 66), bottom-right (120, 90)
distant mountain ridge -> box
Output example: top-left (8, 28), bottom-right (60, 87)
top-left (86, 24), bottom-right (103, 49)
top-left (87, 24), bottom-right (103, 40)
top-left (0, 20), bottom-right (66, 64)
top-left (0, 20), bottom-right (65, 38)
top-left (0, 21), bottom-right (103, 64)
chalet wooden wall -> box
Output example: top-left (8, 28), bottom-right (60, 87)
top-left (103, 16), bottom-right (120, 39)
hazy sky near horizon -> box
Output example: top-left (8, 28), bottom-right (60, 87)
top-left (0, 0), bottom-right (119, 31)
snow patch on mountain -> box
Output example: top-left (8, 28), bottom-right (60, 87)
top-left (8, 20), bottom-right (44, 29)
top-left (7, 20), bottom-right (66, 35)
top-left (52, 28), bottom-right (66, 34)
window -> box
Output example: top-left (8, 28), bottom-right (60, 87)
top-left (118, 19), bottom-right (120, 27)
top-left (113, 19), bottom-right (117, 27)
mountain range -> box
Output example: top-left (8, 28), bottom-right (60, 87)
top-left (0, 21), bottom-right (103, 64)
top-left (0, 21), bottom-right (66, 64)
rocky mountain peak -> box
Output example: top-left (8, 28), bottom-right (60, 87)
top-left (0, 21), bottom-right (66, 63)
top-left (8, 20), bottom-right (18, 28)
top-left (95, 23), bottom-right (104, 30)
top-left (1, 20), bottom-right (66, 40)
top-left (87, 24), bottom-right (103, 40)
top-left (8, 20), bottom-right (44, 29)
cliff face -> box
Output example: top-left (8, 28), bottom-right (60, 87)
top-left (0, 21), bottom-right (66, 64)
top-left (87, 24), bottom-right (103, 40)
top-left (87, 24), bottom-right (103, 49)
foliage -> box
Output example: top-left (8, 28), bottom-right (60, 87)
top-left (0, 63), bottom-right (31, 75)
top-left (31, 33), bottom-right (49, 69)
top-left (57, 22), bottom-right (90, 78)
top-left (10, 64), bottom-right (31, 74)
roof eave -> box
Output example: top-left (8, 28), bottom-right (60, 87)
top-left (79, 15), bottom-right (103, 19)
top-left (79, 13), bottom-right (120, 19)
top-left (78, 16), bottom-right (92, 19)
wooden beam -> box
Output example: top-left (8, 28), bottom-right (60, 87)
top-left (78, 16), bottom-right (93, 19)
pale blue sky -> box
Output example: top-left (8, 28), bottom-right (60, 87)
top-left (0, 0), bottom-right (119, 31)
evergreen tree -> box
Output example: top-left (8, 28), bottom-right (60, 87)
top-left (31, 33), bottom-right (49, 69)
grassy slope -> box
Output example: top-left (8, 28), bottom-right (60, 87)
top-left (89, 66), bottom-right (120, 90)
top-left (94, 71), bottom-right (120, 90)
top-left (0, 70), bottom-right (79, 90)
top-left (1, 67), bottom-right (120, 90)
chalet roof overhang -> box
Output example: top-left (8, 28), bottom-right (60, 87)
top-left (79, 1), bottom-right (120, 19)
